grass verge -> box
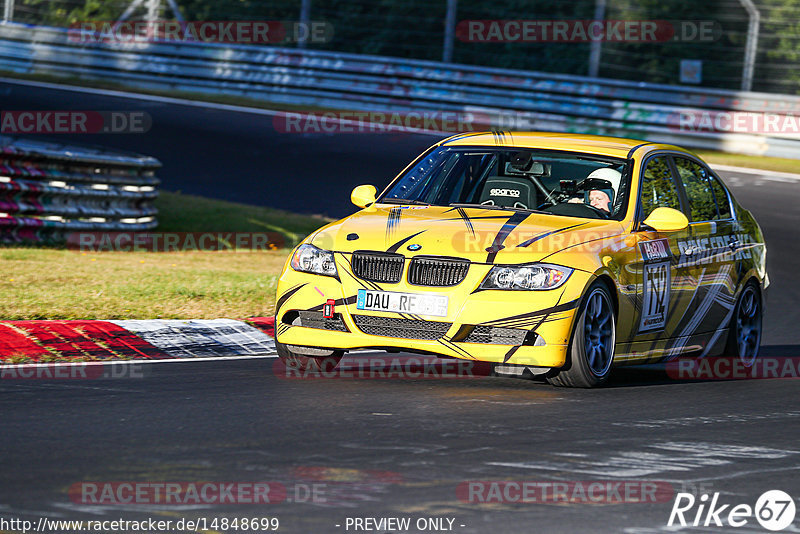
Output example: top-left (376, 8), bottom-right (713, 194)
top-left (696, 150), bottom-right (800, 175)
top-left (1, 191), bottom-right (329, 320)
top-left (155, 190), bottom-right (329, 244)
top-left (0, 247), bottom-right (289, 319)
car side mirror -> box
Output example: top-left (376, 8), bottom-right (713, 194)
top-left (351, 184), bottom-right (377, 208)
top-left (642, 207), bottom-right (689, 232)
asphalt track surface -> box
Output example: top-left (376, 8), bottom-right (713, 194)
top-left (1, 80), bottom-right (799, 533)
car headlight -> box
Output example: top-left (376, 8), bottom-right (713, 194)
top-left (479, 263), bottom-right (572, 290)
top-left (290, 244), bottom-right (338, 277)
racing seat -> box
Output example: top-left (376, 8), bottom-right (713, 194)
top-left (477, 176), bottom-right (537, 210)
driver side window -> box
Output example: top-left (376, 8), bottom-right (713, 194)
top-left (639, 156), bottom-right (681, 220)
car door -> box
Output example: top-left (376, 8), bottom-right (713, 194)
top-left (628, 154), bottom-right (698, 353)
top-left (670, 155), bottom-right (738, 342)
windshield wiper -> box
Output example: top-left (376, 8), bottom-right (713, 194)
top-left (449, 203), bottom-right (548, 214)
top-left (379, 198), bottom-right (430, 206)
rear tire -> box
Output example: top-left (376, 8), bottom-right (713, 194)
top-left (724, 281), bottom-right (762, 366)
top-left (547, 282), bottom-right (616, 388)
top-left (275, 339), bottom-right (343, 373)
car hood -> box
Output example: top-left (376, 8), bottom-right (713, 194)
top-left (311, 204), bottom-right (625, 264)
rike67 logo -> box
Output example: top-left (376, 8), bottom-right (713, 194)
top-left (668, 490), bottom-right (796, 531)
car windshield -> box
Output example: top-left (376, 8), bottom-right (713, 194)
top-left (380, 146), bottom-right (632, 220)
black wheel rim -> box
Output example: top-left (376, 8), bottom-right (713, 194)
top-left (584, 289), bottom-right (615, 376)
top-left (735, 286), bottom-right (761, 366)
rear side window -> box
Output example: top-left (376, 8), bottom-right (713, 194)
top-left (708, 175), bottom-right (732, 219)
top-left (639, 156), bottom-right (681, 220)
top-left (674, 157), bottom-right (718, 222)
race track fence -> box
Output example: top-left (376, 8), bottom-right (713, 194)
top-left (1, 23), bottom-right (800, 158)
top-left (0, 135), bottom-right (159, 243)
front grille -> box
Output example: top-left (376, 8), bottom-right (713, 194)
top-left (298, 311), bottom-right (349, 332)
top-left (351, 251), bottom-right (404, 283)
top-left (460, 325), bottom-right (528, 345)
top-left (352, 314), bottom-right (451, 340)
top-left (408, 256), bottom-right (470, 286)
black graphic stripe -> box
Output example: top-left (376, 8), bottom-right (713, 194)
top-left (527, 312), bottom-right (552, 341)
top-left (386, 207), bottom-right (402, 240)
top-left (480, 297), bottom-right (580, 327)
top-left (337, 254), bottom-right (370, 289)
top-left (517, 223), bottom-right (588, 248)
top-left (485, 211), bottom-right (530, 263)
top-left (491, 313), bottom-right (560, 331)
top-left (275, 283), bottom-right (307, 312)
top-left (488, 313), bottom-right (571, 329)
top-left (491, 130), bottom-right (510, 145)
top-left (503, 345), bottom-right (520, 363)
top-left (437, 339), bottom-right (475, 360)
top-left (444, 340), bottom-right (475, 360)
top-left (338, 253), bottom-right (383, 291)
top-left (441, 214), bottom-right (513, 221)
top-left (386, 230), bottom-right (426, 253)
top-left (442, 132), bottom-right (486, 144)
top-left (509, 291), bottom-right (568, 353)
top-left (532, 314), bottom-right (571, 325)
top-left (455, 207), bottom-right (476, 236)
top-left (538, 232), bottom-right (622, 262)
top-left (360, 278), bottom-right (384, 291)
top-left (494, 309), bottom-right (575, 326)
top-left (666, 276), bottom-right (698, 332)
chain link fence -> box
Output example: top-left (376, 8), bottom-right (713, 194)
top-left (3, 0), bottom-right (800, 94)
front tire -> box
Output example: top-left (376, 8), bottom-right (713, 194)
top-left (724, 281), bottom-right (762, 366)
top-left (547, 282), bottom-right (616, 388)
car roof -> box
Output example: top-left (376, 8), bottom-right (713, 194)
top-left (439, 131), bottom-right (694, 160)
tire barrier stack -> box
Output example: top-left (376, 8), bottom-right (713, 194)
top-left (0, 135), bottom-right (159, 244)
top-left (1, 23), bottom-right (800, 158)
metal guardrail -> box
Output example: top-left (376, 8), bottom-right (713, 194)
top-left (0, 135), bottom-right (159, 243)
top-left (1, 23), bottom-right (800, 158)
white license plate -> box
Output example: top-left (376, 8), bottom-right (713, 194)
top-left (356, 289), bottom-right (448, 317)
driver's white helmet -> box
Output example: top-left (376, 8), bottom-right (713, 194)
top-left (586, 167), bottom-right (622, 196)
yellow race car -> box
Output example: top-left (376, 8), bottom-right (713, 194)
top-left (274, 132), bottom-right (767, 387)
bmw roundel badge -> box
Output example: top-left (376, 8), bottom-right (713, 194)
top-left (407, 244), bottom-right (422, 251)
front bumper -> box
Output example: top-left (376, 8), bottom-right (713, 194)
top-left (275, 255), bottom-right (591, 368)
